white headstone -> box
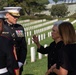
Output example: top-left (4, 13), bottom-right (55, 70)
top-left (44, 44), bottom-right (48, 56)
top-left (38, 53), bottom-right (42, 59)
top-left (30, 47), bottom-right (36, 62)
top-left (28, 38), bottom-right (31, 45)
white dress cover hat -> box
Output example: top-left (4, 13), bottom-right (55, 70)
top-left (4, 7), bottom-right (22, 16)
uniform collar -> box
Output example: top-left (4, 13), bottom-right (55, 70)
top-left (5, 20), bottom-right (13, 26)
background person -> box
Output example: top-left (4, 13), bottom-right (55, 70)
top-left (33, 20), bottom-right (64, 75)
top-left (0, 11), bottom-right (19, 75)
top-left (2, 7), bottom-right (27, 75)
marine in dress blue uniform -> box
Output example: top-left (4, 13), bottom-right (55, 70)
top-left (0, 11), bottom-right (19, 75)
top-left (2, 7), bottom-right (27, 75)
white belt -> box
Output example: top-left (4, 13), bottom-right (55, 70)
top-left (0, 68), bottom-right (8, 74)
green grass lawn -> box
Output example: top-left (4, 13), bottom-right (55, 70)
top-left (22, 37), bottom-right (52, 75)
top-left (22, 56), bottom-right (47, 75)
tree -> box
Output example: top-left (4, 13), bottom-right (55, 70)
top-left (53, 0), bottom-right (59, 3)
top-left (14, 0), bottom-right (23, 3)
top-left (0, 0), bottom-right (19, 7)
top-left (0, 0), bottom-right (49, 16)
top-left (36, 0), bottom-right (49, 4)
top-left (15, 0), bottom-right (49, 16)
top-left (0, 0), bottom-right (7, 9)
top-left (51, 4), bottom-right (69, 17)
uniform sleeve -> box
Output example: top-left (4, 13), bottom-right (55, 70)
top-left (5, 39), bottom-right (19, 73)
top-left (19, 27), bottom-right (27, 64)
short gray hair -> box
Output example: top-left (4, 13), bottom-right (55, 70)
top-left (53, 20), bottom-right (63, 27)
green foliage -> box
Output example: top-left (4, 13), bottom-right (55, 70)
top-left (0, 0), bottom-right (20, 7)
top-left (19, 15), bottom-right (53, 20)
top-left (51, 4), bottom-right (68, 18)
top-left (37, 0), bottom-right (49, 4)
top-left (21, 0), bottom-right (49, 16)
top-left (53, 0), bottom-right (58, 3)
top-left (0, 0), bottom-right (49, 16)
top-left (0, 0), bottom-right (7, 9)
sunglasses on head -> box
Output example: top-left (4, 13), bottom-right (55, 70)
top-left (9, 13), bottom-right (20, 18)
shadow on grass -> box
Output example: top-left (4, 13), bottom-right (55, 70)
top-left (24, 74), bottom-right (34, 75)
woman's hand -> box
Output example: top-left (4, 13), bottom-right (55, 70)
top-left (33, 35), bottom-right (40, 48)
top-left (45, 69), bottom-right (52, 75)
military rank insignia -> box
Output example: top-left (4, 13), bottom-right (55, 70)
top-left (15, 30), bottom-right (24, 37)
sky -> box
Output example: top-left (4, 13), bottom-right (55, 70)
top-left (48, 0), bottom-right (76, 4)
top-left (48, 0), bottom-right (54, 3)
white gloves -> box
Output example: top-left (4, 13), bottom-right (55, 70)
top-left (18, 62), bottom-right (23, 68)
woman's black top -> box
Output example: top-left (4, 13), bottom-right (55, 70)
top-left (37, 41), bottom-right (64, 69)
top-left (59, 43), bottom-right (76, 75)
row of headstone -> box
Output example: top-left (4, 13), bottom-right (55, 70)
top-left (63, 19), bottom-right (76, 24)
top-left (23, 19), bottom-right (46, 27)
top-left (27, 31), bottom-right (52, 45)
top-left (25, 18), bottom-right (76, 43)
top-left (27, 33), bottom-right (46, 45)
top-left (34, 25), bottom-right (53, 34)
top-left (24, 19), bottom-right (58, 31)
top-left (24, 18), bottom-right (70, 37)
top-left (48, 31), bottom-right (52, 37)
top-left (71, 20), bottom-right (76, 24)
top-left (17, 19), bottom-right (30, 24)
top-left (63, 18), bottom-right (76, 24)
top-left (18, 18), bottom-right (69, 25)
top-left (18, 18), bottom-right (69, 29)
top-left (30, 44), bottom-right (48, 62)
top-left (25, 31), bottom-right (32, 37)
top-left (63, 18), bottom-right (69, 21)
top-left (33, 18), bottom-right (75, 35)
top-left (26, 19), bottom-right (76, 45)
top-left (24, 25), bottom-right (53, 37)
top-left (26, 20), bottom-right (76, 45)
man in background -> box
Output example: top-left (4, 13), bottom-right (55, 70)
top-left (2, 7), bottom-right (27, 75)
